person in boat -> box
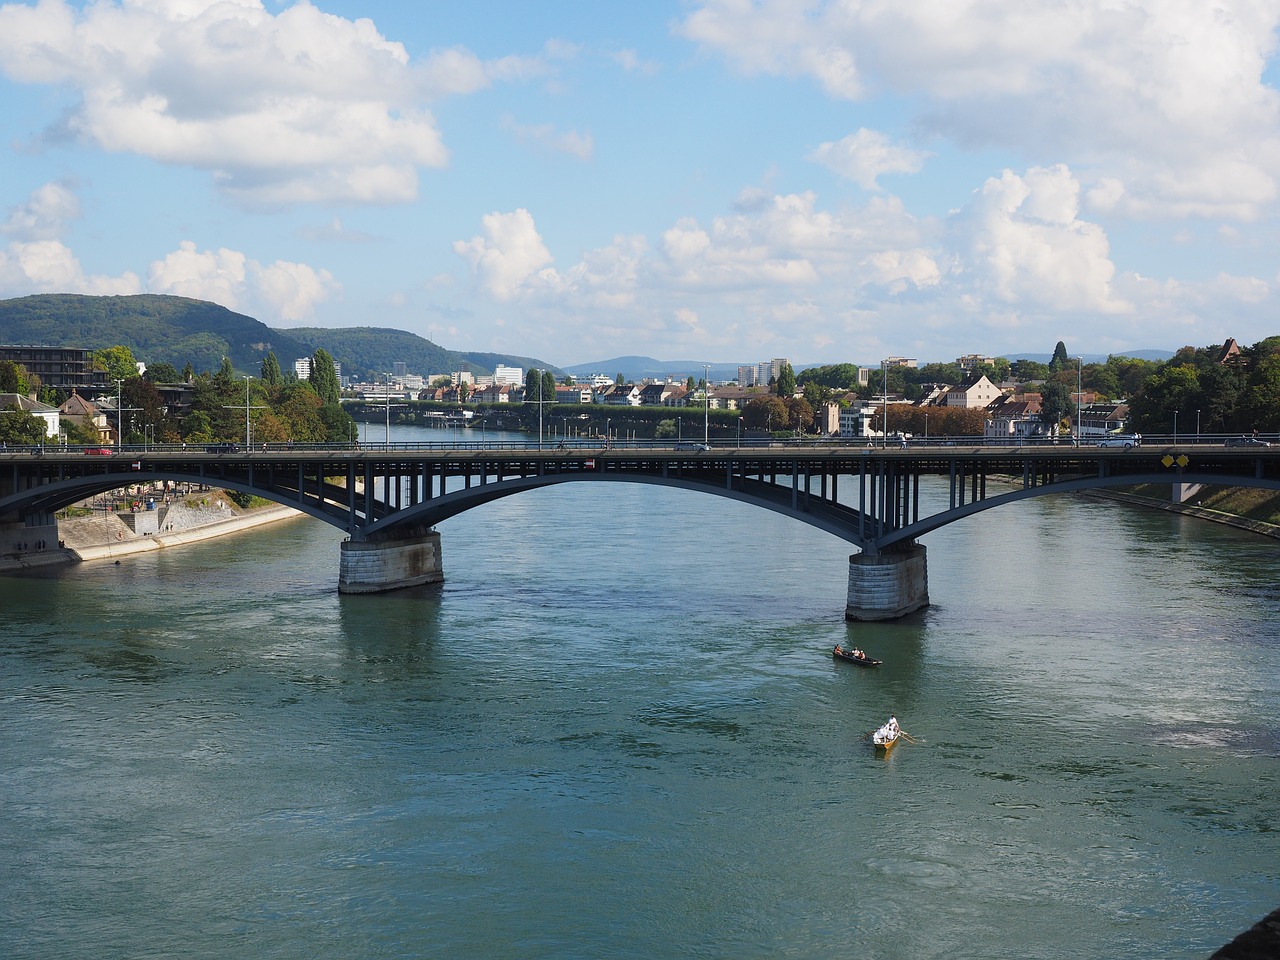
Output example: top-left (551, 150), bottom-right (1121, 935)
top-left (834, 644), bottom-right (843, 655)
top-left (853, 648), bottom-right (864, 659)
top-left (888, 714), bottom-right (899, 734)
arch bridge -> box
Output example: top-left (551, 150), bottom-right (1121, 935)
top-left (4, 443), bottom-right (1278, 618)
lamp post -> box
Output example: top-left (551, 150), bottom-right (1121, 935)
top-left (243, 376), bottom-right (252, 448)
top-left (881, 359), bottom-right (888, 448)
top-left (702, 364), bottom-right (710, 447)
top-left (605, 417), bottom-right (610, 448)
top-left (1174, 410), bottom-right (1178, 445)
top-left (114, 379), bottom-right (123, 447)
top-left (385, 372), bottom-right (391, 450)
top-left (924, 412), bottom-right (928, 443)
top-left (1197, 409), bottom-right (1201, 442)
top-left (737, 416), bottom-right (743, 448)
top-left (1076, 357), bottom-right (1082, 445)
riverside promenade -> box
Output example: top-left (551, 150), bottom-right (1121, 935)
top-left (0, 498), bottom-right (301, 572)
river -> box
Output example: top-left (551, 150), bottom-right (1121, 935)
top-left (1, 426), bottom-right (1277, 959)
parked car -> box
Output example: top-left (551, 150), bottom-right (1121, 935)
top-left (1096, 434), bottom-right (1141, 448)
top-left (82, 447), bottom-right (113, 455)
top-left (205, 442), bottom-right (241, 453)
top-left (1225, 436), bottom-right (1270, 447)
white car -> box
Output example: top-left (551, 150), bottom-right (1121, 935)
top-left (1096, 435), bottom-right (1140, 448)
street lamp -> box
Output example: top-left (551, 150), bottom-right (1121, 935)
top-left (113, 379), bottom-right (123, 447)
top-left (243, 376), bottom-right (252, 449)
top-left (737, 416), bottom-right (743, 448)
top-left (1174, 410), bottom-right (1178, 445)
top-left (703, 363), bottom-right (710, 447)
top-left (605, 417), bottom-right (610, 447)
top-left (1076, 357), bottom-right (1082, 445)
top-left (537, 369), bottom-right (544, 450)
top-left (881, 359), bottom-right (888, 448)
top-left (924, 412), bottom-right (928, 443)
top-left (1197, 409), bottom-right (1201, 442)
top-left (385, 372), bottom-right (391, 449)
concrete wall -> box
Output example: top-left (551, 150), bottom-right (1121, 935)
top-left (846, 543), bottom-right (929, 621)
top-left (339, 532), bottom-right (444, 594)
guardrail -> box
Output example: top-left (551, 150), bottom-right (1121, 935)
top-left (1, 434), bottom-right (1275, 456)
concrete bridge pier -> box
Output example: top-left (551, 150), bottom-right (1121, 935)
top-left (338, 527), bottom-right (443, 594)
top-left (845, 541), bottom-right (929, 621)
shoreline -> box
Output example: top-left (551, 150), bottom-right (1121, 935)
top-left (0, 501), bottom-right (305, 573)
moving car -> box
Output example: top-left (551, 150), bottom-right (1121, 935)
top-left (1225, 436), bottom-right (1270, 447)
top-left (205, 442), bottom-right (241, 453)
top-left (1096, 434), bottom-right (1141, 448)
top-left (82, 447), bottom-right (113, 455)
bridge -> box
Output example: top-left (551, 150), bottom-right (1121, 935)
top-left (4, 441), bottom-right (1279, 618)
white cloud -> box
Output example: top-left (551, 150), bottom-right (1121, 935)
top-left (1, 181), bottom-right (81, 240)
top-left (808, 128), bottom-right (930, 190)
top-left (678, 0), bottom-right (1280, 219)
top-left (502, 116), bottom-right (595, 161)
top-left (0, 0), bottom-right (553, 206)
top-left (0, 239), bottom-right (142, 296)
top-left (453, 209), bottom-right (554, 301)
top-left (147, 240), bottom-right (340, 321)
top-left (950, 164), bottom-right (1130, 314)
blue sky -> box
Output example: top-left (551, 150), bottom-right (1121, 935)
top-left (1, 1), bottom-right (1279, 368)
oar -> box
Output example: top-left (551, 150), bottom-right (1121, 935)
top-left (900, 731), bottom-right (923, 744)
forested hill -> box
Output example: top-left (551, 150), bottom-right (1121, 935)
top-left (0, 294), bottom-right (557, 381)
top-left (0, 294), bottom-right (315, 375)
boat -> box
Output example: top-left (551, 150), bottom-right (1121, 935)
top-left (833, 644), bottom-right (881, 667)
top-left (872, 718), bottom-right (900, 753)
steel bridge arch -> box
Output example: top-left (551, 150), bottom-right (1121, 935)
top-left (0, 469), bottom-right (353, 532)
top-left (874, 470), bottom-right (1280, 551)
top-left (7, 454), bottom-right (1280, 554)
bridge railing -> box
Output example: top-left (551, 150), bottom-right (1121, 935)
top-left (1, 433), bottom-right (1274, 456)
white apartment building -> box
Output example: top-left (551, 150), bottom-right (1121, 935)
top-left (493, 364), bottom-right (524, 386)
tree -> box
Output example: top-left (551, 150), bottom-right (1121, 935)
top-left (784, 396), bottom-right (813, 432)
top-left (1011, 359), bottom-right (1050, 381)
top-left (309, 349), bottom-right (341, 405)
top-left (542, 370), bottom-right (557, 403)
top-left (93, 345), bottom-right (138, 384)
top-left (742, 396), bottom-right (788, 432)
top-left (1039, 381), bottom-right (1074, 432)
top-left (144, 361), bottom-right (181, 383)
top-left (0, 404), bottom-right (47, 445)
top-left (215, 356), bottom-right (235, 384)
top-left (0, 359), bottom-right (32, 395)
top-left (775, 361), bottom-right (797, 398)
top-left (525, 368), bottom-right (543, 402)
top-left (1048, 341), bottom-right (1070, 373)
top-left (260, 352), bottom-right (284, 389)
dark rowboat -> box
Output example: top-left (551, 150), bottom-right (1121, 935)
top-left (833, 645), bottom-right (881, 667)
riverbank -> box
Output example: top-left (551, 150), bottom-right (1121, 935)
top-left (0, 495), bottom-right (304, 573)
top-left (1083, 484), bottom-right (1280, 540)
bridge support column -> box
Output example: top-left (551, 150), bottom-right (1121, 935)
top-left (338, 530), bottom-right (443, 594)
top-left (845, 542), bottom-right (929, 621)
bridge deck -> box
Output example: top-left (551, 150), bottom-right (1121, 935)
top-left (5, 443), bottom-right (1279, 551)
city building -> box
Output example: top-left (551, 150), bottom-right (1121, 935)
top-left (294, 357), bottom-right (342, 381)
top-left (0, 345), bottom-right (106, 395)
top-left (957, 354), bottom-right (996, 372)
top-left (493, 364), bottom-right (524, 386)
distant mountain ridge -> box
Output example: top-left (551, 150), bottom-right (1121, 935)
top-left (0, 294), bottom-right (558, 381)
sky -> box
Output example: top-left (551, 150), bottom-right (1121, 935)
top-left (1, 1), bottom-right (1279, 369)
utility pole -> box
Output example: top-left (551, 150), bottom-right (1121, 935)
top-left (224, 376), bottom-right (265, 449)
top-left (703, 364), bottom-right (710, 446)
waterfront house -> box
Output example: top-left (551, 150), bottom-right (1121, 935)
top-left (1, 392), bottom-right (60, 439)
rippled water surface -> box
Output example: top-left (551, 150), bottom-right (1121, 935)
top-left (2, 454), bottom-right (1278, 959)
